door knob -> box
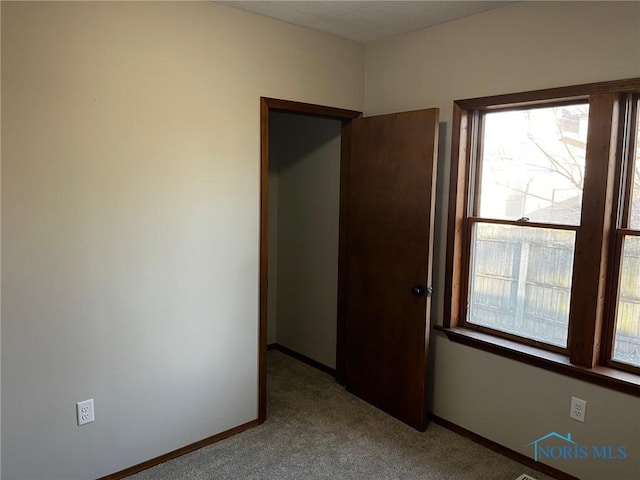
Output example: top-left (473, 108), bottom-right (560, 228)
top-left (411, 285), bottom-right (433, 297)
top-left (411, 285), bottom-right (425, 297)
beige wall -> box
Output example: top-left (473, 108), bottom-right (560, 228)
top-left (365, 2), bottom-right (640, 479)
top-left (0, 2), bottom-right (363, 479)
top-left (268, 113), bottom-right (341, 368)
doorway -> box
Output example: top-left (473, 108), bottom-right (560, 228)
top-left (267, 111), bottom-right (341, 369)
top-left (259, 99), bottom-right (440, 431)
top-left (258, 98), bottom-right (361, 423)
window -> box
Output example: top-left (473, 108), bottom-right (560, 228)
top-left (610, 97), bottom-right (640, 372)
top-left (469, 104), bottom-right (588, 350)
top-left (443, 78), bottom-right (640, 393)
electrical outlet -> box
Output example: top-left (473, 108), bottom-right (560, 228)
top-left (76, 399), bottom-right (95, 426)
top-left (570, 396), bottom-right (586, 422)
top-left (515, 475), bottom-right (539, 480)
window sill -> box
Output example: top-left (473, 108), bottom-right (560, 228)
top-left (434, 325), bottom-right (640, 397)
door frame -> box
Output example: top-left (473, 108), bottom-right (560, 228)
top-left (259, 98), bottom-right (361, 423)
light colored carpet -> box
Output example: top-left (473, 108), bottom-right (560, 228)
top-left (126, 350), bottom-right (553, 479)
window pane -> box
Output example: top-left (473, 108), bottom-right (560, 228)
top-left (479, 104), bottom-right (589, 225)
top-left (613, 236), bottom-right (640, 367)
top-left (468, 223), bottom-right (575, 347)
top-left (629, 101), bottom-right (640, 229)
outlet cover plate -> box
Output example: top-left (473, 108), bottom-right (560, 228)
top-left (77, 399), bottom-right (95, 426)
top-left (570, 396), bottom-right (586, 422)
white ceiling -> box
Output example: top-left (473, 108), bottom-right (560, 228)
top-left (217, 1), bottom-right (513, 43)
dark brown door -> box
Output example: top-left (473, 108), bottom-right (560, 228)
top-left (344, 109), bottom-right (439, 431)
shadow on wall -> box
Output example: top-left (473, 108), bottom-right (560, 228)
top-left (270, 112), bottom-right (343, 171)
top-left (427, 120), bottom-right (448, 414)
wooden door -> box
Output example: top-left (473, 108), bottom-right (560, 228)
top-left (343, 109), bottom-right (439, 431)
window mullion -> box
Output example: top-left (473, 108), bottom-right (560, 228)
top-left (568, 93), bottom-right (623, 367)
